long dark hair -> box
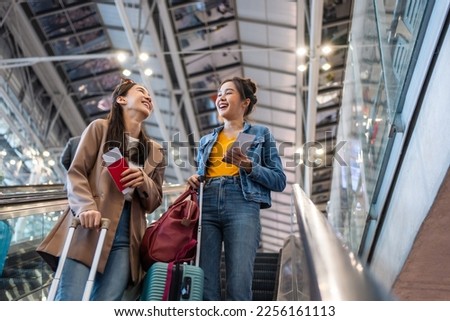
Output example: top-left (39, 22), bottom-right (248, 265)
top-left (103, 78), bottom-right (150, 166)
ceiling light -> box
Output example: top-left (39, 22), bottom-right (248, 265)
top-left (139, 52), bottom-right (149, 62)
top-left (320, 57), bottom-right (332, 71)
top-left (321, 62), bottom-right (332, 71)
top-left (321, 45), bottom-right (332, 55)
top-left (122, 69), bottom-right (132, 77)
top-left (297, 64), bottom-right (307, 72)
top-left (296, 47), bottom-right (308, 56)
top-left (144, 68), bottom-right (153, 76)
top-left (117, 52), bottom-right (128, 63)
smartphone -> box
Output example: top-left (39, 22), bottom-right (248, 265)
top-left (230, 132), bottom-right (256, 153)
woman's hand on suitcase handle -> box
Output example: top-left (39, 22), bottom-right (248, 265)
top-left (77, 210), bottom-right (102, 230)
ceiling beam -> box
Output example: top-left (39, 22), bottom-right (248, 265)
top-left (156, 0), bottom-right (201, 143)
top-left (295, 0), bottom-right (306, 186)
top-left (5, 2), bottom-right (86, 137)
top-left (304, 0), bottom-right (324, 197)
top-left (114, 0), bottom-right (184, 182)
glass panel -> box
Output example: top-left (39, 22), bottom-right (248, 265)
top-left (71, 78), bottom-right (102, 100)
top-left (172, 3), bottom-right (209, 30)
top-left (188, 66), bottom-right (241, 93)
top-left (27, 2), bottom-right (60, 14)
top-left (81, 98), bottom-right (102, 117)
top-left (374, 0), bottom-right (428, 115)
top-left (316, 124), bottom-right (336, 142)
top-left (68, 5), bottom-right (101, 32)
top-left (199, 113), bottom-right (221, 128)
top-left (193, 96), bottom-right (216, 114)
top-left (316, 108), bottom-right (339, 126)
top-left (79, 29), bottom-right (109, 52)
top-left (184, 45), bottom-right (241, 76)
top-left (316, 89), bottom-right (341, 107)
top-left (63, 58), bottom-right (121, 81)
top-left (171, 1), bottom-right (235, 32)
top-left (35, 4), bottom-right (100, 39)
top-left (178, 21), bottom-right (237, 51)
top-left (38, 12), bottom-right (70, 38)
top-left (50, 29), bottom-right (109, 55)
top-left (0, 97), bottom-right (62, 186)
top-left (327, 0), bottom-right (431, 252)
top-left (1, 209), bottom-right (63, 301)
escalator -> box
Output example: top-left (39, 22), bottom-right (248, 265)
top-left (1, 239), bottom-right (53, 300)
top-left (0, 184), bottom-right (67, 301)
top-left (0, 184), bottom-right (391, 301)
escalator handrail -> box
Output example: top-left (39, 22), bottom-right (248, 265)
top-left (0, 184), bottom-right (187, 220)
top-left (292, 184), bottom-right (392, 300)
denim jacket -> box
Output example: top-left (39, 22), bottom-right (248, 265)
top-left (196, 122), bottom-right (286, 209)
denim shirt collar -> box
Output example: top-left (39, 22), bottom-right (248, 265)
top-left (212, 121), bottom-right (252, 135)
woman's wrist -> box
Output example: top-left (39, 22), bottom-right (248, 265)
top-left (241, 160), bottom-right (253, 173)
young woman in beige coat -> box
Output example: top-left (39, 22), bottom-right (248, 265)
top-left (37, 78), bottom-right (166, 300)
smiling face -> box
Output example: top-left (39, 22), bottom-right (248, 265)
top-left (117, 84), bottom-right (153, 120)
top-left (216, 81), bottom-right (249, 122)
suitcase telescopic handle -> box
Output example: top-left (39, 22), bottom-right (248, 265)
top-left (195, 176), bottom-right (205, 267)
top-left (71, 217), bottom-right (111, 230)
top-left (82, 217), bottom-right (110, 300)
top-left (47, 217), bottom-right (111, 301)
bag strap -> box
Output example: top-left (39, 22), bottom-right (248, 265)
top-left (162, 238), bottom-right (197, 300)
top-left (169, 264), bottom-right (182, 300)
top-left (162, 261), bottom-right (174, 301)
top-left (174, 239), bottom-right (197, 262)
top-left (171, 187), bottom-right (198, 208)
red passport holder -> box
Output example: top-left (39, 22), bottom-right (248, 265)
top-left (107, 158), bottom-right (131, 193)
top-left (102, 147), bottom-right (132, 194)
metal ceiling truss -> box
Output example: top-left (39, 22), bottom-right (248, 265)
top-left (0, 0), bottom-right (354, 252)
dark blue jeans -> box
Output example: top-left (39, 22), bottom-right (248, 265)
top-left (199, 176), bottom-right (261, 300)
top-left (55, 202), bottom-right (131, 301)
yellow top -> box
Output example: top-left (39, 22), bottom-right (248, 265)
top-left (206, 131), bottom-right (239, 177)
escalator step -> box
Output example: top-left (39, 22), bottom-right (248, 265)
top-left (252, 279), bottom-right (275, 291)
top-left (253, 270), bottom-right (277, 280)
top-left (252, 289), bottom-right (275, 301)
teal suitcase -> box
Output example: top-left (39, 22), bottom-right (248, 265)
top-left (140, 262), bottom-right (204, 301)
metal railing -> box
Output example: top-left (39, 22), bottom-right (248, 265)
top-left (288, 184), bottom-right (392, 300)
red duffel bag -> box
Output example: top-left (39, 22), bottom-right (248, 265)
top-left (140, 187), bottom-right (199, 271)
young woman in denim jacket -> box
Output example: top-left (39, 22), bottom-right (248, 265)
top-left (187, 77), bottom-right (286, 300)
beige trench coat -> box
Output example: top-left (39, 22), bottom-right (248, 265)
top-left (37, 119), bottom-right (165, 286)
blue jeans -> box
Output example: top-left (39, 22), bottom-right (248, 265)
top-left (55, 202), bottom-right (131, 301)
top-left (199, 176), bottom-right (261, 300)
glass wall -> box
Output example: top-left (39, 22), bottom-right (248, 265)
top-left (0, 95), bottom-right (63, 186)
top-left (327, 0), bottom-right (431, 252)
